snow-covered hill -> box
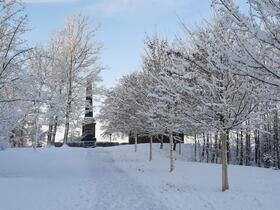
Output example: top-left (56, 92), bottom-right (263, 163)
top-left (0, 144), bottom-right (279, 210)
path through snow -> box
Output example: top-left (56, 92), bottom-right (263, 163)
top-left (86, 149), bottom-right (167, 210)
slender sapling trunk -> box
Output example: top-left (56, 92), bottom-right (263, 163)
top-left (221, 130), bottom-right (229, 191)
top-left (135, 134), bottom-right (137, 152)
top-left (170, 134), bottom-right (174, 172)
top-left (149, 135), bottom-right (153, 161)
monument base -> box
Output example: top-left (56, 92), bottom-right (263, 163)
top-left (81, 134), bottom-right (96, 147)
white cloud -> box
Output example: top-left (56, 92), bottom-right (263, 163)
top-left (91, 0), bottom-right (189, 17)
top-left (23, 0), bottom-right (77, 4)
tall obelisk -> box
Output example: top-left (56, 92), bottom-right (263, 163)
top-left (81, 81), bottom-right (96, 147)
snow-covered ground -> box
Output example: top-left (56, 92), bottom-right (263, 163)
top-left (0, 144), bottom-right (279, 210)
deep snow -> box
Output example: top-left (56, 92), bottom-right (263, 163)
top-left (0, 144), bottom-right (279, 210)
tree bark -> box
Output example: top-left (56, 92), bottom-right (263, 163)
top-left (206, 132), bottom-right (210, 163)
top-left (173, 140), bottom-right (177, 151)
top-left (245, 130), bottom-right (251, 166)
top-left (221, 130), bottom-right (229, 192)
top-left (63, 64), bottom-right (73, 145)
top-left (149, 135), bottom-right (153, 161)
top-left (194, 134), bottom-right (197, 161)
top-left (170, 134), bottom-right (174, 172)
top-left (63, 110), bottom-right (70, 145)
top-left (47, 122), bottom-right (53, 147)
top-left (134, 134), bottom-right (138, 152)
top-left (236, 130), bottom-right (239, 164)
top-left (52, 116), bottom-right (58, 145)
top-left (213, 132), bottom-right (218, 163)
top-left (33, 112), bottom-right (39, 151)
top-left (273, 111), bottom-right (280, 169)
top-left (254, 129), bottom-right (261, 167)
top-left (226, 130), bottom-right (230, 164)
top-left (239, 129), bottom-right (244, 165)
top-left (160, 134), bottom-right (163, 149)
top-left (202, 133), bottom-right (206, 161)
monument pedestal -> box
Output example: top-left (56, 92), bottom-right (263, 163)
top-left (81, 119), bottom-right (96, 147)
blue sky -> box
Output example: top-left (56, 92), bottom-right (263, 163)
top-left (24, 0), bottom-right (213, 88)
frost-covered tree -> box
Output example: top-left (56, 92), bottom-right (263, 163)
top-left (142, 35), bottom-right (191, 170)
top-left (211, 0), bottom-right (280, 169)
top-left (174, 19), bottom-right (268, 190)
top-left (0, 0), bottom-right (31, 148)
top-left (49, 13), bottom-right (103, 144)
top-left (98, 71), bottom-right (153, 156)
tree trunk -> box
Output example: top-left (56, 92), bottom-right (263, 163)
top-left (160, 134), bottom-right (163, 149)
top-left (245, 129), bottom-right (251, 166)
top-left (173, 140), bottom-right (177, 151)
top-left (199, 139), bottom-right (202, 162)
top-left (273, 111), bottom-right (280, 169)
top-left (194, 134), bottom-right (197, 161)
top-left (63, 111), bottom-right (70, 145)
top-left (226, 130), bottom-right (230, 164)
top-left (52, 116), bottom-right (58, 145)
top-left (33, 112), bottom-right (39, 151)
top-left (170, 134), bottom-right (174, 172)
top-left (239, 129), bottom-right (244, 165)
top-left (221, 130), bottom-right (229, 192)
top-left (134, 134), bottom-right (137, 152)
top-left (206, 132), bottom-right (210, 163)
top-left (254, 129), bottom-right (261, 167)
top-left (213, 132), bottom-right (218, 163)
top-left (149, 135), bottom-right (153, 161)
top-left (47, 122), bottom-right (53, 147)
top-left (209, 132), bottom-right (213, 163)
top-left (236, 130), bottom-right (239, 164)
top-left (202, 133), bottom-right (206, 161)
top-left (218, 135), bottom-right (222, 163)
top-left (63, 65), bottom-right (73, 145)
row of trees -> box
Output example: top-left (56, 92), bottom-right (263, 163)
top-left (0, 0), bottom-right (103, 149)
top-left (99, 0), bottom-right (280, 192)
